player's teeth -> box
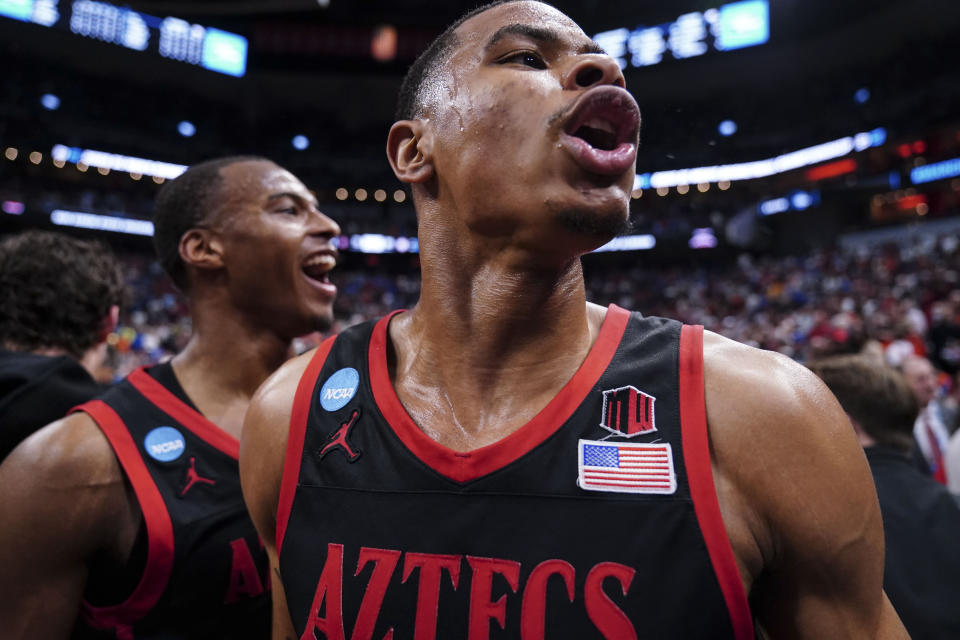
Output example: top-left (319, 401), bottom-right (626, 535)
top-left (584, 118), bottom-right (615, 134)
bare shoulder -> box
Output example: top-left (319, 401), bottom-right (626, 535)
top-left (702, 329), bottom-right (869, 530)
top-left (702, 331), bottom-right (903, 637)
top-left (702, 329), bottom-right (854, 451)
top-left (240, 348), bottom-right (317, 534)
top-left (1, 411), bottom-right (127, 519)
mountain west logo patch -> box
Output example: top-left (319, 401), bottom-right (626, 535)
top-left (600, 385), bottom-right (656, 437)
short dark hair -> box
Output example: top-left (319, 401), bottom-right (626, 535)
top-left (152, 155), bottom-right (270, 290)
top-left (395, 0), bottom-right (521, 121)
top-left (0, 231), bottom-right (126, 358)
top-left (807, 355), bottom-right (919, 453)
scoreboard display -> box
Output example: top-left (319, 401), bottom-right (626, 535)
top-left (0, 0), bottom-right (247, 76)
top-left (594, 0), bottom-right (769, 70)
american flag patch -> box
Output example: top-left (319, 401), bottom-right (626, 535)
top-left (577, 439), bottom-right (676, 494)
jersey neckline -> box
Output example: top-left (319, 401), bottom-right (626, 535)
top-left (367, 304), bottom-right (631, 484)
top-left (127, 367), bottom-right (240, 460)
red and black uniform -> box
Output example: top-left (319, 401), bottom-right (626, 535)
top-left (278, 305), bottom-right (753, 640)
top-left (72, 363), bottom-right (271, 640)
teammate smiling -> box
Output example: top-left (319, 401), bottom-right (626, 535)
top-left (0, 157), bottom-right (340, 639)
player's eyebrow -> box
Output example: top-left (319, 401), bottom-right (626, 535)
top-left (267, 192), bottom-right (318, 208)
top-left (485, 23), bottom-right (604, 56)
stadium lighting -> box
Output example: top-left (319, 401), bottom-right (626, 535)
top-left (593, 234), bottom-right (656, 252)
top-left (636, 127), bottom-right (887, 189)
top-left (854, 88), bottom-right (870, 104)
top-left (51, 210), bottom-right (155, 236)
top-left (335, 188), bottom-right (348, 201)
top-left (355, 188), bottom-right (368, 202)
top-left (911, 157), bottom-right (960, 185)
top-left (689, 228), bottom-right (718, 249)
top-left (51, 144), bottom-right (187, 179)
top-left (2, 200), bottom-right (25, 215)
top-left (718, 120), bottom-right (737, 137)
top-left (393, 189), bottom-right (406, 203)
top-left (292, 135), bottom-right (310, 150)
top-left (4, 147), bottom-right (17, 161)
top-left (177, 121), bottom-right (196, 137)
top-left (41, 93), bottom-right (60, 110)
top-left (29, 151), bottom-right (42, 164)
top-left (374, 189), bottom-right (387, 202)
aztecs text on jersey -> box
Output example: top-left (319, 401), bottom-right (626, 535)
top-left (279, 305), bottom-right (753, 640)
top-left (73, 366), bottom-right (271, 639)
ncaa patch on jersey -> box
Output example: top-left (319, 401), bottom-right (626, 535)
top-left (144, 426), bottom-right (186, 462)
top-left (319, 367), bottom-right (360, 412)
top-left (577, 439), bottom-right (676, 494)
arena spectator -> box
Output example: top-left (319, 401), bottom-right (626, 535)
top-left (0, 230), bottom-right (125, 461)
top-left (900, 355), bottom-right (952, 484)
top-left (808, 354), bottom-right (960, 640)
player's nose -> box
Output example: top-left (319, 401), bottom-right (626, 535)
top-left (563, 53), bottom-right (626, 90)
top-left (308, 206), bottom-right (341, 239)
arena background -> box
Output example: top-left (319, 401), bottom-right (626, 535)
top-left (1, 0), bottom-right (958, 382)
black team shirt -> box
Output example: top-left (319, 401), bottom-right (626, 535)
top-left (71, 361), bottom-right (271, 639)
top-left (0, 348), bottom-right (104, 461)
top-left (278, 305), bottom-right (754, 640)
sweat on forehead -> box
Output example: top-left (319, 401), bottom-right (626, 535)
top-left (394, 0), bottom-right (570, 121)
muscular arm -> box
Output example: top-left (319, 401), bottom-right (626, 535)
top-left (703, 332), bottom-right (907, 639)
top-left (0, 413), bottom-right (137, 639)
top-left (240, 350), bottom-right (314, 640)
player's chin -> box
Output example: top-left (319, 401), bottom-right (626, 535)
top-left (306, 305), bottom-right (335, 333)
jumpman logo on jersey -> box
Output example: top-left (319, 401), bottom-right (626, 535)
top-left (180, 457), bottom-right (216, 496)
top-left (318, 409), bottom-right (362, 463)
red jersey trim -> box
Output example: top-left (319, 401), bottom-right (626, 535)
top-left (678, 325), bottom-right (754, 640)
top-left (369, 305), bottom-right (631, 484)
top-left (277, 336), bottom-right (338, 555)
top-left (73, 400), bottom-right (176, 629)
top-left (127, 367), bottom-right (239, 460)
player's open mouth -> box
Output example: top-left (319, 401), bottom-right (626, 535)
top-left (560, 86), bottom-right (640, 176)
top-left (301, 251), bottom-right (338, 295)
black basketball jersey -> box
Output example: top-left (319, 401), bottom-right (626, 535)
top-left (279, 305), bottom-right (753, 640)
top-left (73, 366), bottom-right (271, 639)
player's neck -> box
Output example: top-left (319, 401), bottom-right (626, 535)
top-left (391, 253), bottom-right (604, 450)
top-left (170, 301), bottom-right (290, 430)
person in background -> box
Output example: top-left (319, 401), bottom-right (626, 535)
top-left (0, 230), bottom-right (125, 461)
top-left (900, 354), bottom-right (952, 484)
top-left (808, 354), bottom-right (960, 640)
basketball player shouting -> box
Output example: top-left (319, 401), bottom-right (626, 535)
top-left (241, 3), bottom-right (907, 638)
top-left (0, 157), bottom-right (340, 638)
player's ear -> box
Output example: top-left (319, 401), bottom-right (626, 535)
top-left (387, 119), bottom-right (434, 184)
top-left (179, 227), bottom-right (225, 274)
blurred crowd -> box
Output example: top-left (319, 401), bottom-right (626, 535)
top-left (103, 233), bottom-right (960, 409)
